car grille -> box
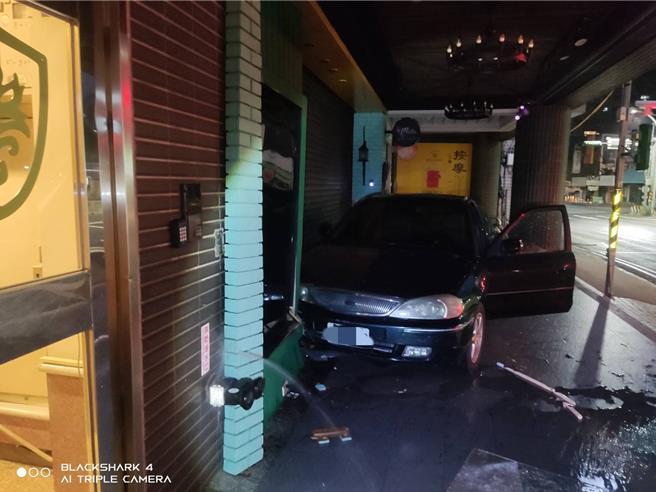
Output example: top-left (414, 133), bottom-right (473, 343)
top-left (310, 288), bottom-right (401, 317)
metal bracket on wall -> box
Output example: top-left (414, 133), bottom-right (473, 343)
top-left (214, 227), bottom-right (225, 260)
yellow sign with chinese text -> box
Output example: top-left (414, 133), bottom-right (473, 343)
top-left (396, 143), bottom-right (472, 196)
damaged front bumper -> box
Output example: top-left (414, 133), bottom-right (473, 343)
top-left (299, 304), bottom-right (476, 362)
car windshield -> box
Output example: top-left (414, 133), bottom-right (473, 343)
top-left (332, 197), bottom-right (474, 256)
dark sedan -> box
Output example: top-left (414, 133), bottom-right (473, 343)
top-left (299, 194), bottom-right (576, 375)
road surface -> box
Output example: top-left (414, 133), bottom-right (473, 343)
top-left (567, 203), bottom-right (656, 284)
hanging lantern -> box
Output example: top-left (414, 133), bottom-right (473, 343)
top-left (358, 126), bottom-right (369, 186)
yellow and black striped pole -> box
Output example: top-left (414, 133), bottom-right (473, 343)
top-left (605, 188), bottom-right (623, 296)
top-left (604, 80), bottom-right (632, 297)
top-left (608, 189), bottom-right (622, 250)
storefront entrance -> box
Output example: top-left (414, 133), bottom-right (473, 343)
top-left (0, 2), bottom-right (98, 490)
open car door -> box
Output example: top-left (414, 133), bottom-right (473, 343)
top-left (483, 205), bottom-right (576, 317)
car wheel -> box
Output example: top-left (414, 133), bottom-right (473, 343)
top-left (460, 305), bottom-right (485, 377)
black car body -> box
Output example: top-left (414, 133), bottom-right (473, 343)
top-left (299, 194), bottom-right (575, 369)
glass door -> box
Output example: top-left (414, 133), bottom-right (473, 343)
top-left (0, 2), bottom-right (97, 490)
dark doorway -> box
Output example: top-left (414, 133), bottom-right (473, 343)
top-left (262, 85), bottom-right (302, 324)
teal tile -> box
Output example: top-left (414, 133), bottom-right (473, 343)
top-left (225, 321), bottom-right (262, 340)
top-left (224, 435), bottom-right (263, 463)
top-left (223, 448), bottom-right (263, 476)
top-left (224, 307), bottom-right (262, 326)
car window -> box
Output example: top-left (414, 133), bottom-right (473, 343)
top-left (502, 209), bottom-right (565, 254)
top-left (332, 198), bottom-right (474, 256)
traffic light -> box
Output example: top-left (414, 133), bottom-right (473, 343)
top-left (636, 123), bottom-right (652, 171)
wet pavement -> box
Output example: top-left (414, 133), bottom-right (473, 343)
top-left (243, 288), bottom-right (656, 492)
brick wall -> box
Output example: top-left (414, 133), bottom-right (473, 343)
top-left (128, 1), bottom-right (225, 489)
top-left (223, 0), bottom-right (265, 476)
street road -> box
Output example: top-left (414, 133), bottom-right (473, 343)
top-left (567, 203), bottom-right (656, 284)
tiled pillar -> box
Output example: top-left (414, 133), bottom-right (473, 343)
top-left (352, 112), bottom-right (387, 202)
top-left (511, 104), bottom-right (571, 218)
top-left (224, 0), bottom-right (264, 476)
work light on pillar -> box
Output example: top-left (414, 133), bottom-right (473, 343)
top-left (359, 127), bottom-right (369, 186)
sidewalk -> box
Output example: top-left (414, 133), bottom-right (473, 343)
top-left (573, 247), bottom-right (656, 341)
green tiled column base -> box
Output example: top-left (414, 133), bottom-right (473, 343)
top-left (224, 0), bottom-right (264, 477)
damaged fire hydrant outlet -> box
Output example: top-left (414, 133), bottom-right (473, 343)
top-left (208, 377), bottom-right (265, 410)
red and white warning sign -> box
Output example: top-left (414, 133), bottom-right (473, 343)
top-left (201, 323), bottom-right (210, 376)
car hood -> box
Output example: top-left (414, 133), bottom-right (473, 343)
top-left (302, 243), bottom-right (473, 299)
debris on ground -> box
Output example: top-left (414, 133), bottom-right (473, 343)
top-left (311, 426), bottom-right (351, 445)
top-left (496, 362), bottom-right (583, 422)
top-left (315, 383), bottom-right (327, 392)
top-left (565, 354), bottom-right (573, 359)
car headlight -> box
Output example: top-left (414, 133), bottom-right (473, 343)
top-left (391, 294), bottom-right (464, 320)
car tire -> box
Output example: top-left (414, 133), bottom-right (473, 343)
top-left (459, 305), bottom-right (485, 377)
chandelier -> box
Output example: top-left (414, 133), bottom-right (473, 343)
top-left (445, 99), bottom-right (493, 120)
top-left (446, 31), bottom-right (535, 72)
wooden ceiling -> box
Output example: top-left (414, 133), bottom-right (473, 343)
top-left (299, 2), bottom-right (385, 112)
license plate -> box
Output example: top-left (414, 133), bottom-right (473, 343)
top-left (323, 323), bottom-right (374, 346)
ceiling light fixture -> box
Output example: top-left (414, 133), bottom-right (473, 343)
top-left (515, 104), bottom-right (529, 121)
top-left (446, 31), bottom-right (534, 72)
top-left (444, 99), bottom-right (493, 120)
top-left (329, 67), bottom-right (339, 72)
top-left (559, 55), bottom-right (570, 61)
top-left (574, 38), bottom-right (587, 47)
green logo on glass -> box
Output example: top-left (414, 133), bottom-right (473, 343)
top-left (0, 27), bottom-right (47, 220)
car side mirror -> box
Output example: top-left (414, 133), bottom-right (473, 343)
top-left (319, 222), bottom-right (333, 240)
top-left (501, 238), bottom-right (524, 255)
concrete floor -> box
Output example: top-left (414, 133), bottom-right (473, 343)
top-left (215, 287), bottom-right (656, 492)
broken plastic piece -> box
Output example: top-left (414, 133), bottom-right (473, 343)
top-left (563, 403), bottom-right (583, 422)
top-left (311, 426), bottom-right (351, 445)
top-left (496, 362), bottom-right (582, 421)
